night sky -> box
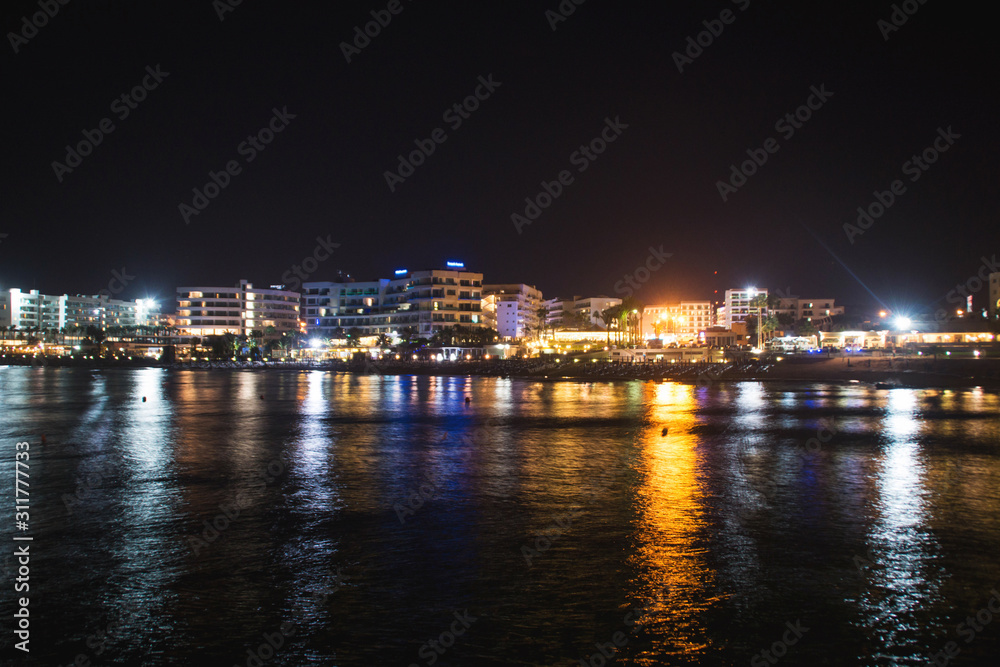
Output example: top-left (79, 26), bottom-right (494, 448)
top-left (2, 0), bottom-right (995, 316)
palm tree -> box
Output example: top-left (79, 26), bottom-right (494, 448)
top-left (651, 319), bottom-right (665, 339)
top-left (761, 315), bottom-right (780, 343)
top-left (535, 306), bottom-right (549, 341)
top-left (618, 297), bottom-right (643, 346)
top-left (601, 305), bottom-right (621, 346)
top-left (749, 294), bottom-right (768, 349)
top-left (375, 333), bottom-right (392, 350)
top-left (796, 319), bottom-right (817, 337)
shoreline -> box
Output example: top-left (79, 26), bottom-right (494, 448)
top-left (3, 356), bottom-right (999, 390)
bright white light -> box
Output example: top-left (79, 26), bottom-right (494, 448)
top-left (309, 338), bottom-right (323, 348)
top-left (894, 317), bottom-right (911, 330)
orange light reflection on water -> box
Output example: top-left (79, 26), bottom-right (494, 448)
top-left (630, 381), bottom-right (720, 663)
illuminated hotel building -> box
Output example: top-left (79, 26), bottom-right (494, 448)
top-left (0, 288), bottom-right (160, 331)
top-left (771, 297), bottom-right (844, 325)
top-left (543, 296), bottom-right (621, 329)
top-left (482, 283), bottom-right (543, 339)
top-left (301, 263), bottom-right (484, 338)
top-left (174, 280), bottom-right (300, 339)
top-left (643, 301), bottom-right (713, 339)
top-left (723, 288), bottom-right (768, 330)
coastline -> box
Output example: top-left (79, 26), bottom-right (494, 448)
top-left (3, 355), bottom-right (999, 390)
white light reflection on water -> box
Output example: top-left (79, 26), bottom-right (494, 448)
top-left (289, 370), bottom-right (338, 512)
top-left (864, 388), bottom-right (942, 658)
top-left (110, 369), bottom-right (183, 631)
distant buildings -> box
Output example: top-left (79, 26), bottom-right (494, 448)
top-left (174, 280), bottom-right (300, 339)
top-left (543, 296), bottom-right (621, 329)
top-left (4, 262), bottom-right (880, 353)
top-left (772, 297), bottom-right (844, 325)
top-left (301, 265), bottom-right (484, 339)
top-left (0, 288), bottom-right (160, 332)
top-left (482, 283), bottom-right (543, 339)
top-left (643, 302), bottom-right (713, 339)
top-left (722, 288), bottom-right (768, 330)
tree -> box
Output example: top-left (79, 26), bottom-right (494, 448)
top-left (535, 306), bottom-right (549, 341)
top-left (618, 297), bottom-right (643, 346)
top-left (795, 319), bottom-right (817, 336)
top-left (399, 326), bottom-right (418, 343)
top-left (600, 308), bottom-right (618, 348)
top-left (749, 294), bottom-right (768, 349)
top-left (761, 315), bottom-right (781, 342)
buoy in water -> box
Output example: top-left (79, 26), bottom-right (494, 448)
top-left (465, 396), bottom-right (471, 405)
top-left (142, 396), bottom-right (147, 402)
top-left (661, 427), bottom-right (669, 436)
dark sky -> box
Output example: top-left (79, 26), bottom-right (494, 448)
top-left (2, 0), bottom-right (996, 317)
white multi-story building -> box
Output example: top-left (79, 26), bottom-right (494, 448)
top-left (482, 284), bottom-right (543, 339)
top-left (643, 301), bottom-right (713, 338)
top-left (0, 288), bottom-right (161, 332)
top-left (175, 280), bottom-right (300, 339)
top-left (772, 298), bottom-right (844, 325)
top-left (301, 264), bottom-right (484, 338)
top-left (723, 288), bottom-right (768, 330)
top-left (542, 295), bottom-right (621, 329)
